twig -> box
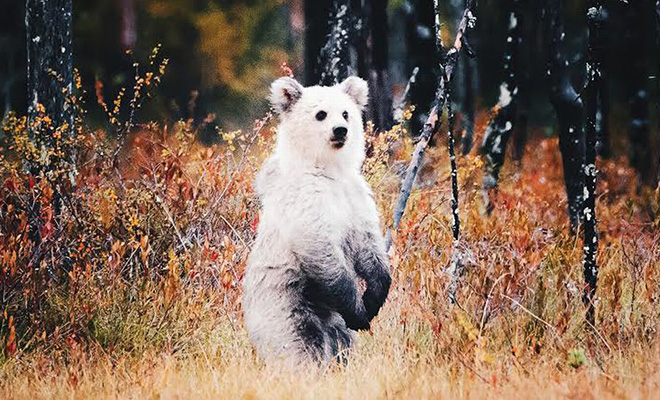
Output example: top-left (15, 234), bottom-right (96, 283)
top-left (386, 0), bottom-right (476, 252)
top-left (386, 105), bottom-right (439, 250)
top-left (393, 66), bottom-right (419, 122)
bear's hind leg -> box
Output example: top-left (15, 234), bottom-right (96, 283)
top-left (290, 304), bottom-right (330, 363)
top-left (325, 313), bottom-right (355, 364)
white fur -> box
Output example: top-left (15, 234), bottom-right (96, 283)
top-left (242, 77), bottom-right (389, 366)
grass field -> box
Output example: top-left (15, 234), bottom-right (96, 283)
top-left (2, 112), bottom-right (659, 399)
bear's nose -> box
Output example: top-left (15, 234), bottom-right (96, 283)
top-left (332, 126), bottom-right (348, 140)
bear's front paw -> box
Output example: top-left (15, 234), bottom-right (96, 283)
top-left (343, 304), bottom-right (370, 331)
top-left (344, 313), bottom-right (370, 331)
top-left (363, 274), bottom-right (391, 320)
top-left (363, 287), bottom-right (386, 321)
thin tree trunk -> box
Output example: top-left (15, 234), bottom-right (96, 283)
top-left (583, 3), bottom-right (604, 326)
top-left (480, 0), bottom-right (524, 213)
top-left (387, 0), bottom-right (476, 252)
top-left (546, 0), bottom-right (584, 232)
top-left (393, 66), bottom-right (419, 122)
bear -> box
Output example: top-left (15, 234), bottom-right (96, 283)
top-left (242, 76), bottom-right (392, 366)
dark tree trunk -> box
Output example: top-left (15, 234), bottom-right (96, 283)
top-left (583, 3), bottom-right (605, 326)
top-left (627, 1), bottom-right (653, 186)
top-left (404, 0), bottom-right (439, 138)
top-left (366, 0), bottom-right (393, 130)
top-left (318, 0), bottom-right (353, 86)
top-left (26, 0), bottom-right (74, 141)
top-left (480, 0), bottom-right (524, 212)
top-left (304, 0), bottom-right (333, 85)
top-left (546, 0), bottom-right (585, 232)
top-left (120, 0), bottom-right (137, 51)
top-left (25, 0), bottom-right (74, 250)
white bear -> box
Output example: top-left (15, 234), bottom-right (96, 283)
top-left (242, 76), bottom-right (392, 366)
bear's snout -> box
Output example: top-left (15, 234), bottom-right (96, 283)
top-left (331, 126), bottom-right (348, 148)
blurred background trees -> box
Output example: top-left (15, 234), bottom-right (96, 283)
top-left (0, 0), bottom-right (658, 183)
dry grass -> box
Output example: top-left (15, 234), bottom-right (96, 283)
top-left (2, 107), bottom-right (660, 398)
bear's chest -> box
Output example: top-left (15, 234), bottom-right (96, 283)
top-left (322, 177), bottom-right (372, 229)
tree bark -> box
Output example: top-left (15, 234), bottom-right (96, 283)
top-left (480, 0), bottom-right (524, 213)
top-left (546, 0), bottom-right (585, 232)
top-left (318, 0), bottom-right (353, 86)
top-left (25, 0), bottom-right (74, 251)
top-left (583, 3), bottom-right (604, 326)
top-left (26, 0), bottom-right (74, 143)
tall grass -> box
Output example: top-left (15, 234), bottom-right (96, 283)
top-left (1, 64), bottom-right (659, 398)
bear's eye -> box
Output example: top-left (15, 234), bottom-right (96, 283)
top-left (315, 111), bottom-right (327, 121)
top-left (342, 111), bottom-right (349, 121)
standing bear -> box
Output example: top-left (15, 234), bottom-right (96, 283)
top-left (242, 76), bottom-right (392, 366)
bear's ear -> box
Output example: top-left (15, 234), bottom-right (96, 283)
top-left (270, 77), bottom-right (304, 114)
top-left (339, 76), bottom-right (369, 110)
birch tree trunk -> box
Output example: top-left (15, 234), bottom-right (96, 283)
top-left (546, 0), bottom-right (584, 232)
top-left (583, 3), bottom-right (605, 326)
top-left (388, 0), bottom-right (476, 253)
top-left (318, 0), bottom-right (353, 86)
top-left (480, 0), bottom-right (524, 213)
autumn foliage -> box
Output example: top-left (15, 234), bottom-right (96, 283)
top-left (1, 61), bottom-right (660, 398)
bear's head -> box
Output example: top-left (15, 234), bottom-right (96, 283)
top-left (269, 76), bottom-right (368, 173)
